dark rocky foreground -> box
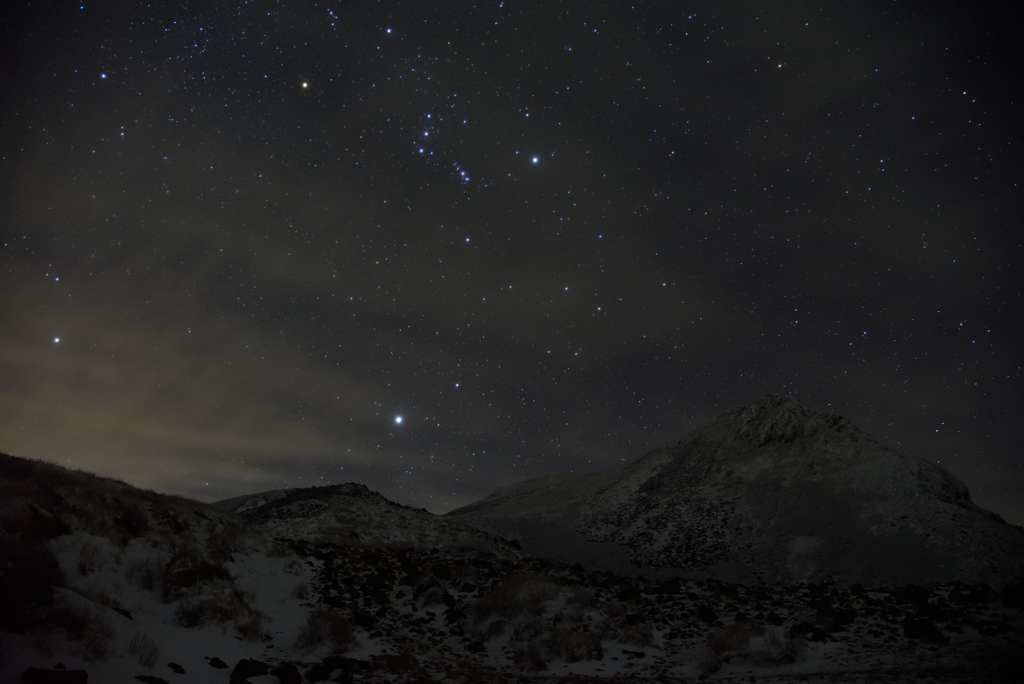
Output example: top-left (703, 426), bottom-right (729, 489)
top-left (17, 536), bottom-right (1023, 683)
top-left (230, 537), bottom-right (1024, 683)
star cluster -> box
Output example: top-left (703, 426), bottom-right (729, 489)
top-left (1, 1), bottom-right (1021, 522)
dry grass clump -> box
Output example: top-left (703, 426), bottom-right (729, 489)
top-left (618, 620), bottom-right (655, 647)
top-left (295, 607), bottom-right (356, 652)
top-left (126, 557), bottom-right (163, 591)
top-left (43, 591), bottom-right (115, 662)
top-left (173, 586), bottom-right (268, 641)
top-left (699, 621), bottom-right (805, 675)
top-left (513, 641), bottom-right (546, 671)
top-left (205, 523), bottom-right (256, 562)
top-left (162, 548), bottom-right (231, 601)
top-left (546, 627), bottom-right (603, 662)
top-left (480, 572), bottom-right (559, 619)
top-left (127, 631), bottom-right (160, 667)
top-left (290, 581), bottom-right (310, 600)
top-left (2, 505), bottom-right (71, 544)
top-left (709, 620), bottom-right (763, 655)
top-left (77, 543), bottom-right (103, 576)
top-left (468, 574), bottom-right (609, 670)
top-left (0, 533), bottom-right (65, 633)
top-left (595, 601), bottom-right (655, 647)
top-left (82, 589), bottom-right (131, 620)
top-left (764, 625), bottom-right (806, 657)
top-left (564, 585), bottom-right (595, 606)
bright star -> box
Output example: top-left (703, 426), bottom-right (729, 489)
top-left (395, 415), bottom-right (403, 424)
top-left (532, 157), bottom-right (539, 163)
top-left (54, 337), bottom-right (60, 343)
top-left (302, 82), bottom-right (308, 88)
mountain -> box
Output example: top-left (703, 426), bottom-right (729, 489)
top-left (212, 482), bottom-right (523, 559)
top-left (447, 394), bottom-right (1024, 587)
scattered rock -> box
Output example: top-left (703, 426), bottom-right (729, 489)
top-left (993, 656), bottom-right (1024, 682)
top-left (789, 622), bottom-right (830, 642)
top-left (207, 657), bottom-right (228, 669)
top-left (134, 676), bottom-right (169, 684)
top-left (20, 669), bottom-right (88, 684)
top-left (308, 655), bottom-right (363, 683)
top-left (698, 605), bottom-right (718, 623)
top-left (892, 584), bottom-right (932, 608)
top-left (903, 617), bottom-right (947, 643)
top-left (270, 662), bottom-right (302, 684)
top-left (1002, 579), bottom-right (1024, 608)
top-left (230, 659), bottom-right (269, 683)
top-left (167, 663), bottom-right (185, 674)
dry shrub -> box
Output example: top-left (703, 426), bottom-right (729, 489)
top-left (709, 621), bottom-right (763, 657)
top-left (86, 591), bottom-right (131, 619)
top-left (700, 620), bottom-right (806, 675)
top-left (290, 582), bottom-right (310, 600)
top-left (382, 652), bottom-right (419, 672)
top-left (0, 534), bottom-right (64, 633)
top-left (564, 585), bottom-right (595, 606)
top-left (295, 607), bottom-right (356, 652)
top-left (4, 506), bottom-right (71, 544)
top-left (46, 593), bottom-right (114, 662)
top-left (126, 557), bottom-right (163, 591)
top-left (162, 549), bottom-right (230, 601)
top-left (266, 543), bottom-right (294, 559)
top-left (548, 627), bottom-right (603, 662)
top-left (174, 599), bottom-right (208, 628)
top-left (78, 618), bottom-right (114, 662)
top-left (484, 572), bottom-right (559, 618)
top-left (77, 543), bottom-right (102, 576)
top-left (236, 612), bottom-right (266, 641)
top-left (513, 641), bottom-right (546, 671)
top-left (128, 631), bottom-right (159, 667)
top-left (206, 524), bottom-right (249, 562)
top-left (619, 620), bottom-right (655, 648)
top-left (763, 625), bottom-right (806, 657)
top-left (560, 604), bottom-right (586, 623)
top-left (174, 587), bottom-right (268, 640)
top-left (109, 499), bottom-right (150, 543)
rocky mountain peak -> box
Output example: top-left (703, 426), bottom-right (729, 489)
top-left (706, 394), bottom-right (862, 448)
top-left (449, 395), bottom-right (1024, 587)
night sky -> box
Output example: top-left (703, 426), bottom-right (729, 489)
top-left (2, 1), bottom-right (1021, 524)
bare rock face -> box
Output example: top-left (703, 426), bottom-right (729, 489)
top-left (447, 395), bottom-right (1024, 586)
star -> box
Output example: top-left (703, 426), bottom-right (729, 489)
top-left (395, 415), bottom-right (403, 424)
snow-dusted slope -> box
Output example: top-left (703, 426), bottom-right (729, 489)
top-left (448, 395), bottom-right (1024, 586)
